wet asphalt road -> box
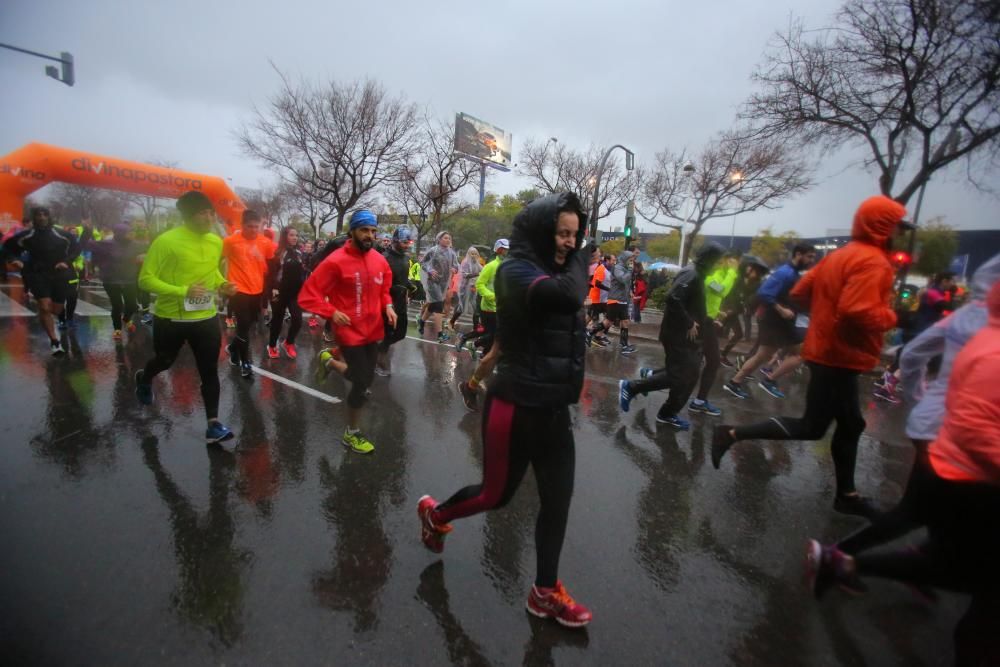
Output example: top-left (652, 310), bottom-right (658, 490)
top-left (0, 284), bottom-right (966, 666)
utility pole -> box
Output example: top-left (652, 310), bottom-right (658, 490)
top-left (588, 145), bottom-right (634, 239)
top-left (0, 43), bottom-right (74, 86)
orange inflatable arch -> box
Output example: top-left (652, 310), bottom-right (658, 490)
top-left (0, 142), bottom-right (245, 234)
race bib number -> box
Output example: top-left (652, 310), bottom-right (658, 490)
top-left (184, 294), bottom-right (215, 312)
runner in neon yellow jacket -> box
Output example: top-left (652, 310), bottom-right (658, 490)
top-left (139, 224), bottom-right (229, 321)
top-left (704, 262), bottom-right (738, 320)
top-left (476, 253), bottom-right (503, 314)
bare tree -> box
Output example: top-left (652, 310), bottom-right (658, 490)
top-left (388, 117), bottom-right (478, 246)
top-left (519, 139), bottom-right (639, 222)
top-left (235, 184), bottom-right (291, 229)
top-left (238, 70), bottom-right (419, 234)
top-left (283, 180), bottom-right (340, 240)
top-left (46, 184), bottom-right (128, 229)
top-left (744, 0), bottom-right (1000, 204)
top-left (641, 130), bottom-right (810, 263)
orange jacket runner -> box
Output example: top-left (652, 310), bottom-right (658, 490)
top-left (223, 233), bottom-right (275, 295)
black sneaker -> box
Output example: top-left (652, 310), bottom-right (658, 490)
top-left (620, 344), bottom-right (637, 355)
top-left (723, 380), bottom-right (750, 400)
top-left (50, 340), bottom-right (66, 356)
top-left (719, 357), bottom-right (735, 369)
top-left (225, 342), bottom-right (239, 367)
top-left (833, 494), bottom-right (880, 520)
top-left (711, 424), bottom-right (736, 469)
top-left (240, 362), bottom-right (254, 379)
top-left (458, 380), bottom-right (478, 412)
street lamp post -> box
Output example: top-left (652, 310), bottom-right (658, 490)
top-left (728, 170), bottom-right (744, 248)
top-left (588, 144), bottom-right (634, 239)
top-left (676, 163), bottom-right (696, 265)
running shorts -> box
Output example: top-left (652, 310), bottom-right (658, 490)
top-left (758, 309), bottom-right (798, 348)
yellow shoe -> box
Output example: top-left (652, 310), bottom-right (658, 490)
top-left (342, 429), bottom-right (375, 454)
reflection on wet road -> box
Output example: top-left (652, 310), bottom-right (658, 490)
top-left (0, 287), bottom-right (964, 665)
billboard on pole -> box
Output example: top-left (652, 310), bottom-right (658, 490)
top-left (454, 112), bottom-right (512, 171)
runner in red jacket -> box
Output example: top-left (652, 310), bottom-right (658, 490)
top-left (299, 210), bottom-right (395, 454)
top-left (712, 195), bottom-right (912, 519)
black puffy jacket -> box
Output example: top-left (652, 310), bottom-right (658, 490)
top-left (492, 193), bottom-right (589, 408)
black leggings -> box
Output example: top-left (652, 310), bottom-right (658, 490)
top-left (229, 292), bottom-right (261, 365)
top-left (59, 281), bottom-right (79, 322)
top-left (103, 283), bottom-right (137, 330)
top-left (268, 288), bottom-right (303, 347)
top-left (142, 317), bottom-right (222, 420)
top-left (733, 362), bottom-right (865, 495)
top-left (433, 395), bottom-right (576, 588)
top-left (848, 464), bottom-right (1000, 666)
top-left (696, 321), bottom-right (720, 401)
top-left (838, 440), bottom-right (930, 555)
top-left (720, 312), bottom-right (744, 358)
top-left (630, 341), bottom-right (702, 418)
top-left (379, 296), bottom-right (408, 352)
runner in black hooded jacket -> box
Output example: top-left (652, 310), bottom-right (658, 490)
top-left (417, 192), bottom-right (594, 628)
top-left (2, 207), bottom-right (80, 355)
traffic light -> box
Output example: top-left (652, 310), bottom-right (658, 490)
top-left (44, 51), bottom-right (74, 87)
top-left (624, 200), bottom-right (635, 240)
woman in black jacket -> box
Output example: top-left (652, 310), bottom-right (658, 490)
top-left (417, 193), bottom-right (594, 628)
top-left (265, 227), bottom-right (307, 359)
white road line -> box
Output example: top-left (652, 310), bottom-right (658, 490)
top-left (0, 291), bottom-right (33, 316)
top-left (250, 365), bottom-right (342, 404)
top-left (404, 335), bottom-right (453, 346)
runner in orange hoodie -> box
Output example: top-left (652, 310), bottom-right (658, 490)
top-left (804, 280), bottom-right (1000, 665)
top-left (711, 195), bottom-right (912, 518)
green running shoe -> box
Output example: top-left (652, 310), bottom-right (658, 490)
top-left (316, 347), bottom-right (341, 381)
top-left (342, 429), bottom-right (375, 455)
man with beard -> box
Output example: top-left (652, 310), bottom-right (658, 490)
top-left (376, 226), bottom-right (415, 376)
top-left (299, 210), bottom-right (395, 454)
top-left (2, 206), bottom-right (80, 356)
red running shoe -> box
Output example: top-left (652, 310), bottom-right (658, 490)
top-left (266, 345), bottom-right (280, 359)
top-left (526, 581), bottom-right (593, 628)
top-left (417, 495), bottom-right (453, 553)
top-left (282, 341), bottom-right (298, 359)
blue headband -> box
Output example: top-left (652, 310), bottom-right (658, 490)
top-left (349, 210), bottom-right (377, 230)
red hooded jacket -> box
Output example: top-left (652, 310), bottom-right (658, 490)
top-left (298, 239), bottom-right (392, 347)
top-left (790, 195), bottom-right (906, 371)
top-left (928, 281), bottom-right (1000, 484)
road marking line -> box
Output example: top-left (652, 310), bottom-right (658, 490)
top-left (404, 335), bottom-right (453, 346)
top-left (250, 365), bottom-right (341, 404)
top-left (0, 290), bottom-right (33, 316)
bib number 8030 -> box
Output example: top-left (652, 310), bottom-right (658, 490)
top-left (184, 294), bottom-right (215, 312)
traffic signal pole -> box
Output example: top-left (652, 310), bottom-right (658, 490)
top-left (0, 43), bottom-right (74, 86)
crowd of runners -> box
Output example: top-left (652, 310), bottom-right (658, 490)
top-left (2, 190), bottom-right (997, 660)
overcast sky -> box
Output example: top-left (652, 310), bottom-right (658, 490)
top-left (2, 0), bottom-right (997, 237)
